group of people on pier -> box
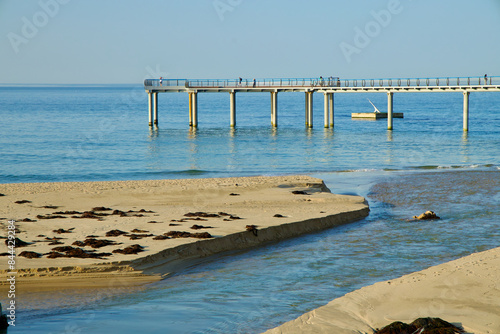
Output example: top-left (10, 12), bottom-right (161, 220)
top-left (234, 76), bottom-right (341, 88)
top-left (238, 77), bottom-right (257, 87)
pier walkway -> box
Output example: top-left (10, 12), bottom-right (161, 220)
top-left (144, 76), bottom-right (500, 131)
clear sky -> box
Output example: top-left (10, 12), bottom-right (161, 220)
top-left (1, 0), bottom-right (499, 84)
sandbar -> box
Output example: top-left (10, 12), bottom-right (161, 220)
top-left (0, 175), bottom-right (369, 293)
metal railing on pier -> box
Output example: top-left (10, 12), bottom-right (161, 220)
top-left (144, 78), bottom-right (188, 87)
top-left (144, 76), bottom-right (499, 89)
top-left (334, 76), bottom-right (499, 88)
top-left (185, 77), bottom-right (340, 88)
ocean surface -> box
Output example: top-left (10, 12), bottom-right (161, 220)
top-left (0, 85), bottom-right (499, 333)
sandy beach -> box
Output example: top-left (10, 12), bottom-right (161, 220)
top-left (0, 175), bottom-right (369, 293)
top-left (4, 175), bottom-right (498, 334)
top-left (265, 246), bottom-right (500, 334)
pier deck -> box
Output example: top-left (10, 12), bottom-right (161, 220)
top-left (144, 76), bottom-right (500, 130)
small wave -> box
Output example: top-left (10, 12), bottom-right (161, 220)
top-left (0, 174), bottom-right (65, 184)
top-left (145, 169), bottom-right (213, 176)
top-left (337, 168), bottom-right (382, 173)
top-left (443, 164), bottom-right (481, 169)
top-left (408, 164), bottom-right (498, 171)
top-left (412, 165), bottom-right (440, 170)
top-left (332, 164), bottom-right (500, 176)
top-left (0, 170), bottom-right (216, 184)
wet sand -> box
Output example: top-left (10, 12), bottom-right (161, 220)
top-left (265, 246), bottom-right (500, 334)
top-left (0, 175), bottom-right (369, 293)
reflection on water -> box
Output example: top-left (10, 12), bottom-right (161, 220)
top-left (148, 127), bottom-right (159, 139)
top-left (460, 131), bottom-right (470, 164)
top-left (188, 127), bottom-right (198, 139)
top-left (386, 130), bottom-right (393, 142)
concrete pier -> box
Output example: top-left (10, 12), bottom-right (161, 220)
top-left (463, 91), bottom-right (469, 131)
top-left (387, 91), bottom-right (394, 130)
top-left (323, 93), bottom-right (329, 128)
top-left (329, 93), bottom-right (334, 128)
top-left (189, 92), bottom-right (198, 127)
top-left (305, 92), bottom-right (309, 127)
top-left (306, 92), bottom-right (313, 128)
top-left (188, 93), bottom-right (193, 126)
top-left (148, 92), bottom-right (153, 126)
top-left (144, 76), bottom-right (500, 130)
top-left (193, 92), bottom-right (198, 127)
top-left (230, 91), bottom-right (236, 127)
top-left (153, 93), bottom-right (158, 125)
top-left (271, 91), bottom-right (278, 127)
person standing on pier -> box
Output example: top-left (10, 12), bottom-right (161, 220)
top-left (484, 74), bottom-right (488, 85)
top-left (160, 77), bottom-right (163, 86)
top-left (253, 78), bottom-right (256, 88)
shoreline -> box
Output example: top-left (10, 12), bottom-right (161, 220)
top-left (0, 175), bottom-right (369, 293)
top-left (265, 246), bottom-right (500, 334)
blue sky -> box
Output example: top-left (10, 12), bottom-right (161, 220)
top-left (1, 0), bottom-right (499, 84)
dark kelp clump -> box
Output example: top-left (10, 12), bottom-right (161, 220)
top-left (15, 200), bottom-right (31, 204)
top-left (72, 238), bottom-right (117, 248)
top-left (112, 244), bottom-right (144, 254)
top-left (18, 251), bottom-right (42, 259)
top-left (413, 211), bottom-right (441, 220)
top-left (47, 246), bottom-right (111, 259)
top-left (246, 225), bottom-right (258, 236)
top-left (105, 229), bottom-right (128, 237)
top-left (5, 238), bottom-right (31, 247)
top-left (165, 231), bottom-right (213, 239)
top-left (374, 317), bottom-right (464, 334)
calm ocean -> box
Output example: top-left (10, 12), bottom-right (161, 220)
top-left (1, 85), bottom-right (499, 333)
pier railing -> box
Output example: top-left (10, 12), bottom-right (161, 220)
top-left (145, 76), bottom-right (499, 89)
top-left (334, 76), bottom-right (499, 88)
top-left (185, 77), bottom-right (341, 88)
top-left (144, 78), bottom-right (188, 87)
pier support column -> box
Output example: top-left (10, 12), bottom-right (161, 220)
top-left (387, 91), bottom-right (394, 130)
top-left (153, 92), bottom-right (158, 126)
top-left (148, 92), bottom-right (153, 126)
top-left (463, 91), bottom-right (469, 131)
top-left (323, 93), bottom-right (329, 128)
top-left (271, 91), bottom-right (278, 127)
top-left (230, 91), bottom-right (236, 127)
top-left (329, 93), bottom-right (334, 128)
top-left (189, 93), bottom-right (193, 126)
top-left (305, 92), bottom-right (309, 127)
top-left (307, 92), bottom-right (313, 128)
top-left (192, 92), bottom-right (198, 128)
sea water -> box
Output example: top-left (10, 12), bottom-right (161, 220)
top-left (1, 85), bottom-right (499, 182)
top-left (0, 85), bottom-right (499, 333)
